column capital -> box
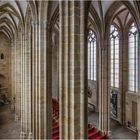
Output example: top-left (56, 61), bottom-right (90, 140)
top-left (39, 20), bottom-right (49, 30)
top-left (31, 20), bottom-right (48, 26)
top-left (24, 33), bottom-right (29, 40)
top-left (31, 20), bottom-right (38, 26)
top-left (28, 132), bottom-right (32, 139)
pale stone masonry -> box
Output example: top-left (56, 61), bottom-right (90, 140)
top-left (59, 1), bottom-right (89, 139)
top-left (0, 1), bottom-right (140, 139)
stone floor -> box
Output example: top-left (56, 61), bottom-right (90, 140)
top-left (0, 104), bottom-right (20, 139)
top-left (0, 105), bottom-right (137, 139)
top-left (88, 109), bottom-right (137, 139)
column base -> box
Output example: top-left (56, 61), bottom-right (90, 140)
top-left (28, 132), bottom-right (32, 139)
top-left (10, 104), bottom-right (15, 111)
top-left (15, 114), bottom-right (19, 121)
top-left (101, 130), bottom-right (111, 136)
top-left (20, 131), bottom-right (26, 139)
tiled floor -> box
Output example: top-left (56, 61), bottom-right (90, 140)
top-left (88, 110), bottom-right (137, 139)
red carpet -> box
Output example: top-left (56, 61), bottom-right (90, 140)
top-left (52, 98), bottom-right (109, 140)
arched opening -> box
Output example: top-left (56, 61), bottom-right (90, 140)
top-left (107, 3), bottom-right (138, 139)
top-left (87, 29), bottom-right (99, 128)
top-left (1, 53), bottom-right (4, 59)
top-left (87, 1), bottom-right (139, 139)
top-left (110, 24), bottom-right (120, 120)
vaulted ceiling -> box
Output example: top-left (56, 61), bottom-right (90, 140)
top-left (91, 0), bottom-right (135, 19)
top-left (0, 0), bottom-right (28, 40)
top-left (0, 1), bottom-right (138, 41)
top-left (88, 0), bottom-right (137, 34)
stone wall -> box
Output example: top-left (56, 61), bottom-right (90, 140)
top-left (0, 32), bottom-right (11, 100)
top-left (125, 91), bottom-right (138, 130)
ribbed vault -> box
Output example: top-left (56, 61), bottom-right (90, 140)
top-left (0, 0), bottom-right (37, 41)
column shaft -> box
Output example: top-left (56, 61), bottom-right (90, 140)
top-left (59, 1), bottom-right (88, 139)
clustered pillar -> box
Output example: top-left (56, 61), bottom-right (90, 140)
top-left (98, 47), bottom-right (110, 135)
top-left (59, 1), bottom-right (89, 139)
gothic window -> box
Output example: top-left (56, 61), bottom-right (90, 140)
top-left (88, 30), bottom-right (96, 81)
top-left (128, 23), bottom-right (138, 92)
top-left (110, 25), bottom-right (119, 88)
top-left (1, 53), bottom-right (4, 59)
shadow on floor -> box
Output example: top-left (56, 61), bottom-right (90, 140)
top-left (0, 104), bottom-right (20, 139)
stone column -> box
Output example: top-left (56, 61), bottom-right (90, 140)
top-left (31, 20), bottom-right (52, 139)
top-left (28, 32), bottom-right (32, 139)
top-left (14, 35), bottom-right (21, 121)
top-left (23, 33), bottom-right (28, 137)
top-left (20, 32), bottom-right (26, 139)
top-left (38, 20), bottom-right (52, 139)
top-left (31, 21), bottom-right (35, 139)
top-left (11, 40), bottom-right (18, 119)
top-left (34, 21), bottom-right (40, 139)
top-left (11, 41), bottom-right (15, 104)
top-left (14, 39), bottom-right (18, 120)
top-left (121, 30), bottom-right (127, 125)
top-left (98, 44), bottom-right (110, 134)
top-left (138, 28), bottom-right (140, 139)
top-left (59, 1), bottom-right (88, 139)
top-left (24, 31), bottom-right (32, 138)
top-left (19, 31), bottom-right (23, 137)
top-left (20, 29), bottom-right (32, 139)
top-left (15, 35), bottom-right (22, 121)
top-left (31, 21), bottom-right (40, 139)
